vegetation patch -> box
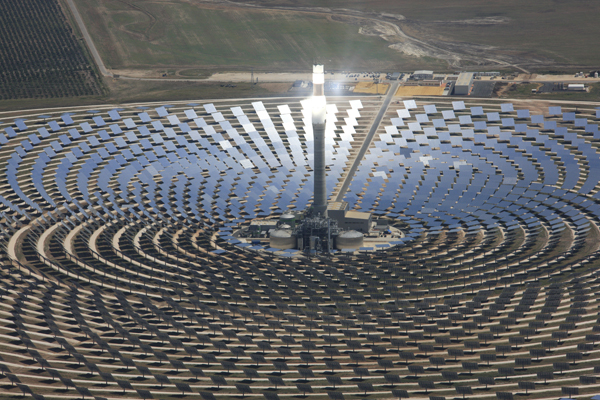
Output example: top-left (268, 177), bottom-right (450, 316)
top-left (0, 0), bottom-right (103, 100)
top-left (73, 0), bottom-right (417, 71)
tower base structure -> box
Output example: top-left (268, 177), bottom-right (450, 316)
top-left (293, 214), bottom-right (339, 253)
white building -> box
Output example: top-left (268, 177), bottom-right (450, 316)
top-left (413, 70), bottom-right (434, 80)
top-left (568, 84), bottom-right (586, 91)
top-left (454, 72), bottom-right (474, 95)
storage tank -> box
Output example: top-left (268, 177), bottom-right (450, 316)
top-left (269, 229), bottom-right (296, 250)
top-left (335, 230), bottom-right (364, 250)
top-left (280, 213), bottom-right (296, 228)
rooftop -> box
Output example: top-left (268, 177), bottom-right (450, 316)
top-left (346, 210), bottom-right (372, 220)
top-left (456, 72), bottom-right (475, 86)
top-left (328, 201), bottom-right (349, 211)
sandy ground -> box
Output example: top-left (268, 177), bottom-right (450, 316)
top-left (110, 69), bottom-right (164, 78)
top-left (354, 81), bottom-right (390, 95)
top-left (396, 85), bottom-right (445, 96)
top-left (208, 71), bottom-right (310, 82)
top-left (107, 68), bottom-right (600, 86)
top-left (258, 83), bottom-right (294, 92)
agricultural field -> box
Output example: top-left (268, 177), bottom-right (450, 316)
top-left (254, 0), bottom-right (600, 70)
top-left (0, 0), bottom-right (103, 100)
top-left (497, 81), bottom-right (600, 101)
top-left (73, 0), bottom-right (600, 76)
top-left (71, 0), bottom-right (439, 74)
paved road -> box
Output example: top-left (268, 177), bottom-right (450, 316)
top-left (335, 80), bottom-right (400, 202)
top-left (64, 0), bottom-right (113, 77)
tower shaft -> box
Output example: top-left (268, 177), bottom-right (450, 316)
top-left (312, 65), bottom-right (327, 216)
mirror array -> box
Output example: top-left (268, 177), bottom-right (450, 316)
top-left (0, 97), bottom-right (599, 400)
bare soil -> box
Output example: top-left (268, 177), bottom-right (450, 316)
top-left (258, 82), bottom-right (293, 92)
top-left (200, 0), bottom-right (536, 72)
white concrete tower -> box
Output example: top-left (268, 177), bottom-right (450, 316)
top-left (312, 64), bottom-right (327, 216)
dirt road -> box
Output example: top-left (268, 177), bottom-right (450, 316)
top-left (208, 0), bottom-right (531, 73)
top-left (65, 0), bottom-right (532, 82)
top-left (64, 0), bottom-right (113, 77)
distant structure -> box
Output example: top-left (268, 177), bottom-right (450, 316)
top-left (413, 70), bottom-right (434, 80)
top-left (568, 83), bottom-right (586, 91)
top-left (327, 201), bottom-right (371, 233)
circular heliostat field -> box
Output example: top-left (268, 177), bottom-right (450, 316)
top-left (0, 97), bottom-right (599, 400)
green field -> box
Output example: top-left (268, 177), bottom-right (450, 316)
top-left (72, 0), bottom-right (600, 75)
top-left (3, 0), bottom-right (598, 108)
top-left (292, 0), bottom-right (600, 67)
top-left (203, 0), bottom-right (600, 70)
top-left (74, 0), bottom-right (432, 72)
top-left (0, 79), bottom-right (291, 113)
top-left (503, 82), bottom-right (600, 101)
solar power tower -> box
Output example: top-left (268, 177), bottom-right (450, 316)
top-left (312, 64), bottom-right (328, 217)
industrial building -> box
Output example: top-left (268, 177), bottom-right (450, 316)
top-left (420, 80), bottom-right (444, 87)
top-left (263, 65), bottom-right (375, 252)
top-left (475, 71), bottom-right (501, 76)
top-left (568, 83), bottom-right (586, 91)
top-left (327, 201), bottom-right (372, 233)
top-left (454, 72), bottom-right (474, 95)
top-left (412, 70), bottom-right (434, 80)
top-left (249, 219), bottom-right (278, 236)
